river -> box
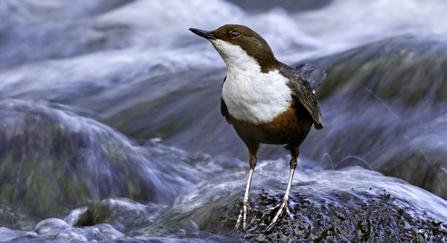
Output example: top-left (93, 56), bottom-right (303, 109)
top-left (1, 0), bottom-right (447, 242)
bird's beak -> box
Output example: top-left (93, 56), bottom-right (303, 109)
top-left (189, 28), bottom-right (216, 40)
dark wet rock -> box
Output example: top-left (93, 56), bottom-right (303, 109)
top-left (132, 167), bottom-right (447, 242)
top-left (0, 99), bottom-right (192, 224)
top-left (231, 190), bottom-right (447, 242)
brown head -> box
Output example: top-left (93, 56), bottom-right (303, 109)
top-left (189, 24), bottom-right (278, 73)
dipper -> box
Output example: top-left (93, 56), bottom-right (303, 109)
top-left (189, 24), bottom-right (325, 230)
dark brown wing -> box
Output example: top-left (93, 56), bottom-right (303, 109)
top-left (220, 76), bottom-right (232, 124)
top-left (294, 63), bottom-right (326, 92)
top-left (280, 64), bottom-right (324, 129)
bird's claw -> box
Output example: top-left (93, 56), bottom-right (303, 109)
top-left (264, 198), bottom-right (293, 231)
top-left (235, 199), bottom-right (252, 230)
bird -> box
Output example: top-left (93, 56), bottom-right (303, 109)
top-left (189, 24), bottom-right (325, 231)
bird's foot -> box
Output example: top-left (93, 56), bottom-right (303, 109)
top-left (235, 198), bottom-right (253, 230)
top-left (264, 197), bottom-right (293, 231)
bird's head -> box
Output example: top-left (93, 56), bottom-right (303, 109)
top-left (189, 24), bottom-right (277, 72)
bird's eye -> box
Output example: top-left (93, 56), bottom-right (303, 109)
top-left (230, 30), bottom-right (240, 37)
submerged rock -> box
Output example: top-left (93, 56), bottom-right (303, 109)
top-left (303, 36), bottom-right (447, 199)
top-left (73, 198), bottom-right (164, 234)
top-left (31, 218), bottom-right (123, 242)
top-left (0, 99), bottom-right (192, 226)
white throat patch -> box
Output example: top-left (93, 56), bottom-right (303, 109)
top-left (211, 39), bottom-right (292, 124)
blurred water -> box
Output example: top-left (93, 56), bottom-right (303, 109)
top-left (1, 0), bottom-right (447, 242)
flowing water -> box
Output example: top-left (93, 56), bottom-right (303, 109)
top-left (1, 0), bottom-right (447, 242)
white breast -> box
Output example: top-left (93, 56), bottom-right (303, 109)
top-left (212, 40), bottom-right (292, 124)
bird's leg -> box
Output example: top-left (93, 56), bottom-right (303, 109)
top-left (265, 149), bottom-right (298, 231)
top-left (235, 152), bottom-right (257, 230)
